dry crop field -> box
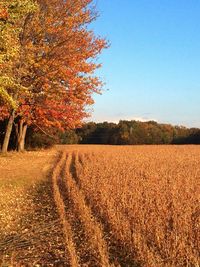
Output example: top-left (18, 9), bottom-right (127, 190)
top-left (0, 145), bottom-right (200, 266)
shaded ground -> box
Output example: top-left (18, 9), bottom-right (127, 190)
top-left (0, 150), bottom-right (67, 266)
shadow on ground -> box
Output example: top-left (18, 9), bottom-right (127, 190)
top-left (0, 158), bottom-right (69, 266)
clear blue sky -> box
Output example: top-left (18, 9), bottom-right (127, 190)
top-left (89, 0), bottom-right (200, 128)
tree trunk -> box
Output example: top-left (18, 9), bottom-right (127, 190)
top-left (16, 120), bottom-right (27, 152)
top-left (1, 110), bottom-right (15, 153)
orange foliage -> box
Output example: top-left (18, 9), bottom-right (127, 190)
top-left (0, 7), bottom-right (8, 20)
top-left (1, 0), bottom-right (108, 133)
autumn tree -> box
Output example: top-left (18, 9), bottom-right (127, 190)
top-left (0, 0), bottom-right (37, 152)
top-left (0, 0), bottom-right (108, 152)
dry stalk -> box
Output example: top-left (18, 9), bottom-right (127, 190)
top-left (74, 145), bottom-right (200, 267)
top-left (52, 152), bottom-right (79, 267)
top-left (64, 152), bottom-right (111, 267)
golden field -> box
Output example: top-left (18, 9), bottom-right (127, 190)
top-left (0, 145), bottom-right (200, 266)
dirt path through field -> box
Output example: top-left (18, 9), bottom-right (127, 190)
top-left (52, 151), bottom-right (114, 267)
top-left (0, 150), bottom-right (67, 266)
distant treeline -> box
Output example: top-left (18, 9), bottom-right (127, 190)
top-left (61, 120), bottom-right (200, 146)
top-left (72, 121), bottom-right (200, 145)
top-left (0, 120), bottom-right (200, 150)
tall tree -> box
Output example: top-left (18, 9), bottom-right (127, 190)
top-left (0, 0), bottom-right (37, 152)
top-left (0, 0), bottom-right (108, 152)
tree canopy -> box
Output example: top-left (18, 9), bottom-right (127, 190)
top-left (0, 0), bottom-right (37, 110)
top-left (72, 120), bottom-right (200, 145)
top-left (0, 0), bottom-right (108, 151)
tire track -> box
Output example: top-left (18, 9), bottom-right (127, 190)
top-left (52, 151), bottom-right (79, 267)
top-left (53, 151), bottom-right (105, 266)
top-left (53, 150), bottom-right (123, 266)
top-left (64, 152), bottom-right (113, 267)
top-left (58, 155), bottom-right (96, 266)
